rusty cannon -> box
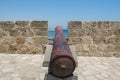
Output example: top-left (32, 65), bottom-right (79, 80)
top-left (49, 26), bottom-right (76, 78)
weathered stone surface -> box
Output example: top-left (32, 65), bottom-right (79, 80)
top-left (115, 45), bottom-right (120, 51)
top-left (102, 29), bottom-right (113, 36)
top-left (89, 52), bottom-right (103, 57)
top-left (113, 52), bottom-right (120, 57)
top-left (68, 29), bottom-right (78, 37)
top-left (9, 44), bottom-right (17, 53)
top-left (33, 36), bottom-right (48, 45)
top-left (104, 35), bottom-right (115, 44)
top-left (69, 37), bottom-right (82, 44)
top-left (15, 21), bottom-right (30, 28)
top-left (30, 21), bottom-right (48, 29)
top-left (89, 45), bottom-right (97, 52)
top-left (82, 21), bottom-right (97, 28)
top-left (111, 21), bottom-right (120, 29)
top-left (9, 29), bottom-right (19, 36)
top-left (33, 29), bottom-right (48, 36)
top-left (93, 36), bottom-right (103, 44)
top-left (68, 21), bottom-right (82, 29)
top-left (102, 21), bottom-right (111, 29)
top-left (16, 37), bottom-right (25, 45)
top-left (97, 44), bottom-right (107, 51)
top-left (0, 21), bottom-right (14, 30)
top-left (31, 46), bottom-right (43, 54)
top-left (97, 21), bottom-right (103, 29)
top-left (114, 29), bottom-right (120, 36)
top-left (1, 54), bottom-right (120, 80)
top-left (68, 21), bottom-right (120, 57)
top-left (17, 45), bottom-right (30, 54)
top-left (114, 37), bottom-right (120, 45)
top-left (0, 44), bottom-right (9, 53)
top-left (111, 21), bottom-right (120, 36)
top-left (81, 36), bottom-right (93, 44)
top-left (106, 44), bottom-right (115, 51)
top-left (103, 52), bottom-right (113, 57)
top-left (82, 44), bottom-right (89, 52)
top-left (0, 21), bottom-right (48, 54)
top-left (78, 29), bottom-right (85, 36)
top-left (75, 44), bottom-right (82, 52)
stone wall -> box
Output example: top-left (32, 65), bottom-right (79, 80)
top-left (0, 21), bottom-right (48, 54)
top-left (68, 21), bottom-right (120, 57)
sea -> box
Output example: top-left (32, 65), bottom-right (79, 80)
top-left (48, 29), bottom-right (68, 40)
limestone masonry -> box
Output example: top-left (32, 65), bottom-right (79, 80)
top-left (68, 21), bottom-right (120, 57)
top-left (0, 21), bottom-right (120, 57)
top-left (0, 21), bottom-right (48, 54)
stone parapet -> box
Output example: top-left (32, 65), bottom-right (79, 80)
top-left (0, 21), bottom-right (48, 54)
top-left (68, 21), bottom-right (120, 57)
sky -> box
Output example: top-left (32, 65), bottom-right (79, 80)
top-left (0, 0), bottom-right (120, 30)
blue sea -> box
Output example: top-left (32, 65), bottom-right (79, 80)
top-left (48, 30), bottom-right (68, 39)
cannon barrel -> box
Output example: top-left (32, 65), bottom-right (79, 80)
top-left (49, 26), bottom-right (76, 78)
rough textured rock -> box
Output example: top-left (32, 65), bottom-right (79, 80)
top-left (0, 21), bottom-right (48, 54)
top-left (68, 21), bottom-right (120, 57)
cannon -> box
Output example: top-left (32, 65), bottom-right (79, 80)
top-left (49, 26), bottom-right (76, 78)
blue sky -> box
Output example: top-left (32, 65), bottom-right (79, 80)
top-left (0, 0), bottom-right (120, 30)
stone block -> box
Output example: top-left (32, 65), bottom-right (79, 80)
top-left (33, 29), bottom-right (48, 36)
top-left (89, 52), bottom-right (103, 57)
top-left (93, 36), bottom-right (104, 44)
top-left (82, 44), bottom-right (89, 52)
top-left (81, 52), bottom-right (89, 56)
top-left (103, 52), bottom-right (113, 57)
top-left (69, 37), bottom-right (81, 44)
top-left (84, 27), bottom-right (100, 36)
top-left (16, 37), bottom-right (25, 45)
top-left (0, 44), bottom-right (9, 53)
top-left (25, 28), bottom-right (34, 37)
top-left (89, 44), bottom-right (97, 52)
top-left (77, 52), bottom-right (88, 56)
top-left (17, 44), bottom-right (30, 54)
top-left (82, 21), bottom-right (97, 28)
top-left (115, 45), bottom-right (120, 51)
top-left (75, 44), bottom-right (82, 52)
top-left (102, 21), bottom-right (111, 29)
top-left (111, 22), bottom-right (120, 36)
top-left (9, 29), bottom-right (19, 36)
top-left (106, 44), bottom-right (115, 51)
top-left (97, 21), bottom-right (103, 29)
top-left (114, 37), bottom-right (120, 45)
top-left (77, 29), bottom-right (85, 36)
top-left (68, 21), bottom-right (82, 29)
top-left (113, 52), bottom-right (120, 57)
top-left (30, 21), bottom-right (48, 29)
top-left (104, 35), bottom-right (115, 44)
top-left (31, 46), bottom-right (43, 54)
top-left (0, 21), bottom-right (14, 30)
top-left (33, 36), bottom-right (48, 46)
top-left (68, 29), bottom-right (78, 37)
top-left (114, 29), bottom-right (120, 36)
top-left (0, 28), bottom-right (6, 37)
top-left (81, 36), bottom-right (93, 44)
top-left (9, 44), bottom-right (17, 53)
top-left (102, 29), bottom-right (113, 36)
top-left (111, 21), bottom-right (120, 30)
top-left (15, 21), bottom-right (30, 28)
top-left (97, 44), bottom-right (107, 51)
top-left (10, 28), bottom-right (34, 37)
